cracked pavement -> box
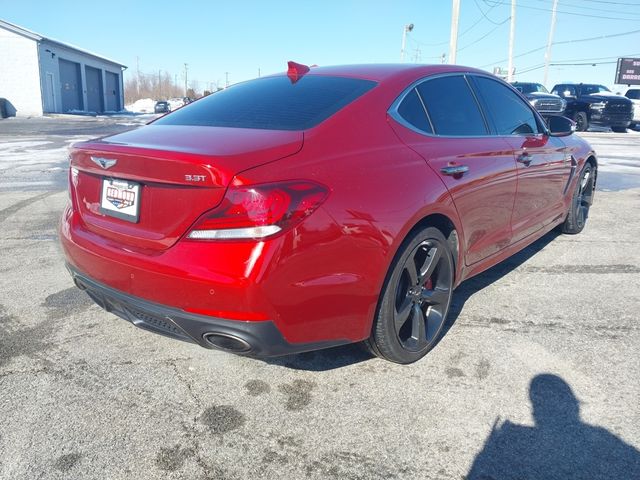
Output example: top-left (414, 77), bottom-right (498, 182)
top-left (0, 118), bottom-right (639, 479)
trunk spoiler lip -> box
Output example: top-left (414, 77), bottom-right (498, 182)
top-left (69, 130), bottom-right (305, 189)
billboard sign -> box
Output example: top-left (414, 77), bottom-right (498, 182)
top-left (615, 58), bottom-right (640, 85)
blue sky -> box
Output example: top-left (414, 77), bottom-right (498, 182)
top-left (2, 0), bottom-right (640, 91)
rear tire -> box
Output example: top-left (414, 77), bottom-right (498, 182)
top-left (562, 163), bottom-right (595, 235)
top-left (574, 111), bottom-right (588, 132)
top-left (366, 226), bottom-right (454, 364)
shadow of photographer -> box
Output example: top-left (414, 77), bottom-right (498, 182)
top-left (467, 374), bottom-right (640, 479)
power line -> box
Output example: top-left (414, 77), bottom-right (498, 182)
top-left (517, 52), bottom-right (640, 75)
top-left (582, 0), bottom-right (640, 5)
top-left (406, 0), bottom-right (504, 48)
top-left (458, 16), bottom-right (511, 52)
top-left (483, 0), bottom-right (640, 21)
top-left (479, 27), bottom-right (640, 68)
top-left (553, 61), bottom-right (618, 65)
top-left (517, 64), bottom-right (545, 74)
top-left (405, 33), bottom-right (448, 48)
top-left (472, 0), bottom-right (506, 24)
top-left (517, 0), bottom-right (640, 18)
top-left (553, 52), bottom-right (640, 63)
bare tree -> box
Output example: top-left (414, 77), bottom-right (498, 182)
top-left (124, 69), bottom-right (192, 105)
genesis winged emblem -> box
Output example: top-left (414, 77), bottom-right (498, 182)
top-left (91, 156), bottom-right (117, 169)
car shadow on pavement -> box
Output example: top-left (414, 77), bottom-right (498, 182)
top-left (441, 228), bottom-right (561, 339)
top-left (466, 373), bottom-right (640, 479)
top-left (264, 343), bottom-right (374, 371)
top-left (266, 229), bottom-right (561, 372)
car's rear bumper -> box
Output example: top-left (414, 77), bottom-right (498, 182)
top-left (60, 191), bottom-right (377, 348)
top-left (67, 264), bottom-right (348, 357)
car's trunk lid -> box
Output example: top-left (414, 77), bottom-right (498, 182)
top-left (69, 125), bottom-right (303, 252)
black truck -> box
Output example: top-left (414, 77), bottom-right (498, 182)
top-left (510, 82), bottom-right (566, 120)
top-left (551, 83), bottom-right (633, 132)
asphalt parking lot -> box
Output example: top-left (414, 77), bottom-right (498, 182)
top-left (1, 116), bottom-right (639, 479)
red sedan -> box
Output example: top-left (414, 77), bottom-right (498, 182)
top-left (60, 63), bottom-right (596, 364)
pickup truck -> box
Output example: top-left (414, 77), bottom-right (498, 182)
top-left (510, 82), bottom-right (566, 120)
top-left (625, 88), bottom-right (640, 129)
top-left (551, 83), bottom-right (633, 132)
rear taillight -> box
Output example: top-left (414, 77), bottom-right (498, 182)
top-left (187, 180), bottom-right (329, 240)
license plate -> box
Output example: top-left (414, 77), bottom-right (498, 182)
top-left (100, 178), bottom-right (141, 223)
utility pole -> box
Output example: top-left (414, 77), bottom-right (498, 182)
top-left (158, 69), bottom-right (161, 98)
top-left (400, 23), bottom-right (414, 62)
top-left (258, 68), bottom-right (261, 78)
top-left (449, 0), bottom-right (460, 64)
top-left (135, 56), bottom-right (140, 94)
top-left (225, 72), bottom-right (229, 88)
top-left (543, 0), bottom-right (559, 87)
top-left (412, 47), bottom-right (421, 63)
top-left (507, 0), bottom-right (516, 82)
top-left (184, 63), bottom-right (188, 96)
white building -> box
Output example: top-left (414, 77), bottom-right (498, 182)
top-left (0, 19), bottom-right (126, 117)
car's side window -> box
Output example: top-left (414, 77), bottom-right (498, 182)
top-left (397, 88), bottom-right (433, 134)
top-left (416, 75), bottom-right (488, 136)
top-left (472, 76), bottom-right (540, 136)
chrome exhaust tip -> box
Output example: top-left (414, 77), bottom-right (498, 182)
top-left (202, 332), bottom-right (253, 354)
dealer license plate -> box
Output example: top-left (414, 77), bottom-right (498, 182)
top-left (100, 178), bottom-right (141, 223)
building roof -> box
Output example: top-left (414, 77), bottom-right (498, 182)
top-left (0, 19), bottom-right (127, 68)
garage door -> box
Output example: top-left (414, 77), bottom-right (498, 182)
top-left (59, 59), bottom-right (83, 112)
top-left (105, 72), bottom-right (120, 112)
top-left (85, 66), bottom-right (104, 113)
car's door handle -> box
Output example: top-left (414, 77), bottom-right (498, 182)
top-left (517, 152), bottom-right (533, 166)
top-left (440, 165), bottom-right (469, 176)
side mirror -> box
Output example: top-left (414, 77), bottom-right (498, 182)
top-left (548, 116), bottom-right (576, 137)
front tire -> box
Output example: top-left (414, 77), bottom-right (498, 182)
top-left (574, 111), bottom-right (588, 132)
top-left (366, 227), bottom-right (454, 364)
top-left (561, 163), bottom-right (595, 234)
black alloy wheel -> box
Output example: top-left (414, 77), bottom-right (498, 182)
top-left (574, 111), bottom-right (588, 132)
top-left (367, 226), bottom-right (454, 364)
top-left (562, 163), bottom-right (595, 234)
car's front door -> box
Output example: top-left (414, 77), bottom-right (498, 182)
top-left (470, 75), bottom-right (572, 243)
top-left (389, 74), bottom-right (519, 266)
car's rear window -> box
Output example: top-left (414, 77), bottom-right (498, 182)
top-left (153, 75), bottom-right (377, 130)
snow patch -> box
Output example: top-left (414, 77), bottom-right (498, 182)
top-left (125, 98), bottom-right (156, 113)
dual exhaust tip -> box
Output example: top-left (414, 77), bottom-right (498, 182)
top-left (202, 332), bottom-right (253, 354)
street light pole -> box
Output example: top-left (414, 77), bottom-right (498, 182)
top-left (400, 23), bottom-right (414, 62)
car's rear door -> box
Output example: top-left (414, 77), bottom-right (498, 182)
top-left (389, 74), bottom-right (518, 266)
top-left (470, 75), bottom-right (572, 243)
